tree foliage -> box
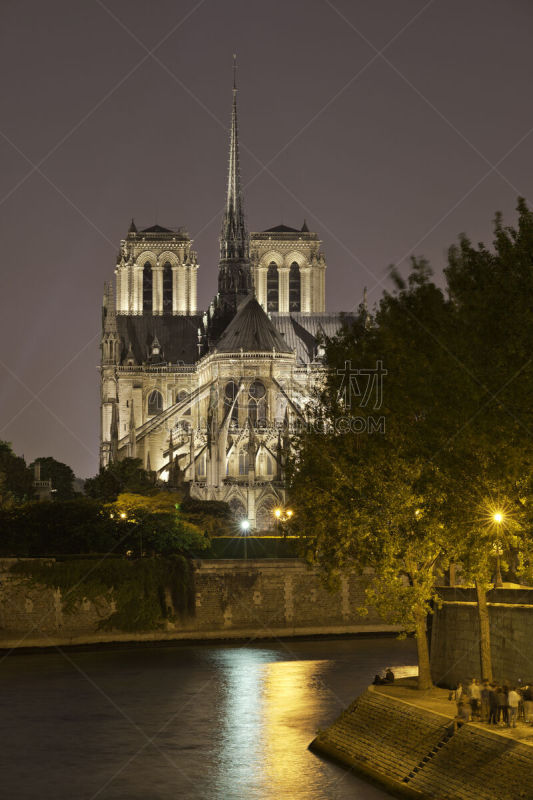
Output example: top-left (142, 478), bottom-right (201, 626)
top-left (29, 456), bottom-right (76, 500)
top-left (84, 458), bottom-right (154, 502)
top-left (0, 495), bottom-right (208, 558)
top-left (0, 441), bottom-right (34, 506)
top-left (291, 200), bottom-right (533, 687)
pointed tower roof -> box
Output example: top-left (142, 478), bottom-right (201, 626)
top-left (220, 55), bottom-right (248, 264)
top-left (216, 296), bottom-right (293, 354)
top-left (128, 218), bottom-right (137, 234)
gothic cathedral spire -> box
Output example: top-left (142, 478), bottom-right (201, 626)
top-left (218, 55), bottom-right (252, 305)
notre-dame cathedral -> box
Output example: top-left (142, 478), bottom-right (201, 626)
top-left (100, 69), bottom-right (355, 530)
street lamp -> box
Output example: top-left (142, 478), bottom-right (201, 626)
top-left (241, 519), bottom-right (250, 560)
top-left (273, 507), bottom-right (294, 536)
top-left (492, 511), bottom-right (504, 588)
top-left (273, 507), bottom-right (293, 523)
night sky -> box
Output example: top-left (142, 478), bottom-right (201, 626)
top-left (1, 0), bottom-right (532, 479)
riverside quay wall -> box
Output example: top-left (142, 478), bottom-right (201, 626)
top-left (430, 587), bottom-right (533, 687)
top-left (0, 558), bottom-right (399, 649)
top-left (311, 684), bottom-right (533, 800)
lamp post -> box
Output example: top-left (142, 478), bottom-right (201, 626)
top-left (241, 519), bottom-right (250, 559)
top-left (492, 511), bottom-right (504, 589)
top-left (272, 507), bottom-right (293, 539)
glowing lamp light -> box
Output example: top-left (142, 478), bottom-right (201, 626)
top-left (493, 512), bottom-right (503, 524)
top-left (240, 520), bottom-right (250, 532)
top-left (120, 512), bottom-right (127, 519)
top-left (274, 508), bottom-right (282, 519)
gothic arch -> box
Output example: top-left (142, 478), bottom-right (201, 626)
top-left (284, 250), bottom-right (306, 268)
top-left (157, 251), bottom-right (180, 266)
top-left (145, 387), bottom-right (164, 416)
top-left (228, 494), bottom-right (247, 522)
top-left (259, 250), bottom-right (283, 268)
top-left (135, 250), bottom-right (158, 268)
top-left (256, 494), bottom-right (279, 531)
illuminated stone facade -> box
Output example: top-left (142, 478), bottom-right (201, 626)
top-left (100, 75), bottom-right (353, 530)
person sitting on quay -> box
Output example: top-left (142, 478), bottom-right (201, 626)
top-left (372, 668), bottom-right (395, 686)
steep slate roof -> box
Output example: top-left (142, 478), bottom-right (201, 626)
top-left (263, 224), bottom-right (300, 233)
top-left (271, 312), bottom-right (357, 364)
top-left (116, 315), bottom-right (202, 365)
top-left (140, 224), bottom-right (175, 234)
top-left (215, 296), bottom-right (293, 354)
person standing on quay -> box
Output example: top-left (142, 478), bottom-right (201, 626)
top-left (452, 683), bottom-right (463, 715)
top-left (496, 686), bottom-right (508, 726)
top-left (480, 680), bottom-right (491, 723)
top-left (508, 687), bottom-right (520, 728)
top-left (522, 684), bottom-right (533, 723)
top-left (468, 678), bottom-right (481, 720)
top-left (488, 684), bottom-right (499, 725)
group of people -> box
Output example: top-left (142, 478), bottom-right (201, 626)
top-left (451, 678), bottom-right (533, 728)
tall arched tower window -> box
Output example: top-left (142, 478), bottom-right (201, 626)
top-left (162, 262), bottom-right (172, 313)
top-left (143, 263), bottom-right (153, 313)
top-left (267, 262), bottom-right (279, 312)
top-left (289, 262), bottom-right (301, 312)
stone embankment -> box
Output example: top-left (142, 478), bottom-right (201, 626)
top-left (311, 681), bottom-right (533, 800)
top-left (430, 587), bottom-right (533, 687)
top-left (0, 558), bottom-right (399, 649)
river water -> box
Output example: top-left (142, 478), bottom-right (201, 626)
top-left (0, 636), bottom-right (417, 799)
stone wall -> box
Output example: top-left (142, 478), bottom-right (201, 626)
top-left (0, 558), bottom-right (398, 649)
top-left (430, 588), bottom-right (533, 687)
top-left (312, 687), bottom-right (533, 800)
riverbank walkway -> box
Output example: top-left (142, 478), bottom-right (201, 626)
top-left (311, 678), bottom-right (533, 799)
top-left (375, 678), bottom-right (533, 746)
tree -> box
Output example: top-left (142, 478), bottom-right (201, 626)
top-left (0, 441), bottom-right (33, 506)
top-left (84, 458), bottom-right (154, 502)
top-left (0, 497), bottom-right (120, 556)
top-left (291, 200), bottom-right (533, 687)
top-left (290, 270), bottom-right (455, 688)
top-left (108, 493), bottom-right (208, 556)
top-left (29, 456), bottom-right (76, 500)
top-left (292, 423), bottom-right (447, 688)
top-left (433, 201), bottom-right (533, 678)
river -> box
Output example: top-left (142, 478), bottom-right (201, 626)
top-left (0, 636), bottom-right (417, 799)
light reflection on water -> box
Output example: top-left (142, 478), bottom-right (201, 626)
top-left (0, 637), bottom-right (416, 799)
top-left (209, 643), bottom-right (415, 799)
